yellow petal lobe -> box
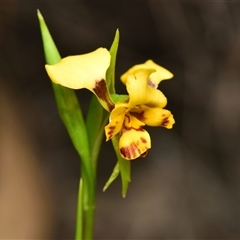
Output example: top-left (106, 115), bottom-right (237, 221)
top-left (105, 107), bottom-right (126, 141)
top-left (121, 60), bottom-right (173, 87)
top-left (119, 127), bottom-right (151, 160)
top-left (126, 68), bottom-right (167, 108)
top-left (132, 106), bottom-right (175, 128)
top-left (45, 48), bottom-right (110, 90)
top-left (45, 48), bottom-right (114, 111)
top-left (119, 114), bottom-right (150, 160)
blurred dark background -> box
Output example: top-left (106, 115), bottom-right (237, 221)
top-left (1, 1), bottom-right (240, 239)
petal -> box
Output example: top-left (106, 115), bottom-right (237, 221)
top-left (105, 105), bottom-right (127, 141)
top-left (119, 114), bottom-right (150, 160)
top-left (45, 48), bottom-right (114, 111)
top-left (45, 48), bottom-right (110, 89)
top-left (119, 127), bottom-right (151, 160)
top-left (126, 68), bottom-right (167, 108)
top-left (120, 60), bottom-right (173, 88)
top-left (131, 106), bottom-right (175, 129)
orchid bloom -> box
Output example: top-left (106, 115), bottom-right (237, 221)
top-left (45, 48), bottom-right (175, 160)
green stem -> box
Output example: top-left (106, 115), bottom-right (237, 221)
top-left (111, 135), bottom-right (131, 197)
top-left (75, 179), bottom-right (83, 239)
top-left (75, 169), bottom-right (96, 240)
top-left (80, 166), bottom-right (96, 240)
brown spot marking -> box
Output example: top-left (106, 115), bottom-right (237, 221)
top-left (140, 150), bottom-right (148, 158)
top-left (120, 146), bottom-right (131, 160)
top-left (161, 117), bottom-right (169, 127)
top-left (130, 143), bottom-right (137, 159)
top-left (124, 125), bottom-right (145, 132)
top-left (107, 126), bottom-right (115, 138)
top-left (131, 111), bottom-right (145, 122)
top-left (93, 79), bottom-right (114, 111)
top-left (120, 142), bottom-right (142, 160)
top-left (123, 117), bottom-right (145, 132)
top-left (148, 78), bottom-right (156, 88)
top-left (107, 131), bottom-right (113, 136)
top-left (125, 115), bottom-right (130, 124)
top-left (140, 137), bottom-right (147, 144)
top-left (137, 127), bottom-right (145, 132)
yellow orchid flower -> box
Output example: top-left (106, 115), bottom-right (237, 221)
top-left (105, 66), bottom-right (175, 160)
top-left (45, 49), bottom-right (174, 160)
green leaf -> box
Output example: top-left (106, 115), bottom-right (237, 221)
top-left (103, 163), bottom-right (120, 192)
top-left (106, 29), bottom-right (120, 94)
top-left (37, 10), bottom-right (61, 64)
top-left (86, 95), bottom-right (108, 169)
top-left (118, 153), bottom-right (131, 198)
top-left (110, 93), bottom-right (129, 104)
top-left (38, 10), bottom-right (91, 163)
top-left (109, 135), bottom-right (131, 197)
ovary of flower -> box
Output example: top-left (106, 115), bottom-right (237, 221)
top-left (105, 68), bottom-right (175, 160)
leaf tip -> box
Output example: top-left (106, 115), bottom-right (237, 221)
top-left (116, 28), bottom-right (120, 36)
top-left (122, 193), bottom-right (126, 198)
top-left (102, 186), bottom-right (107, 192)
top-left (37, 9), bottom-right (43, 20)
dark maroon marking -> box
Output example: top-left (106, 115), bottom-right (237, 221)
top-left (123, 125), bottom-right (145, 132)
top-left (123, 115), bottom-right (144, 132)
top-left (130, 143), bottom-right (137, 159)
top-left (136, 127), bottom-right (145, 132)
top-left (107, 132), bottom-right (113, 136)
top-left (125, 115), bottom-right (130, 124)
top-left (93, 79), bottom-right (114, 111)
top-left (107, 126), bottom-right (116, 138)
top-left (120, 147), bottom-right (131, 159)
top-left (140, 137), bottom-right (147, 143)
top-left (161, 117), bottom-right (169, 127)
top-left (120, 144), bottom-right (135, 159)
top-left (130, 111), bottom-right (145, 122)
top-left (120, 141), bottom-right (145, 160)
top-left (140, 150), bottom-right (148, 158)
top-left (148, 78), bottom-right (156, 88)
